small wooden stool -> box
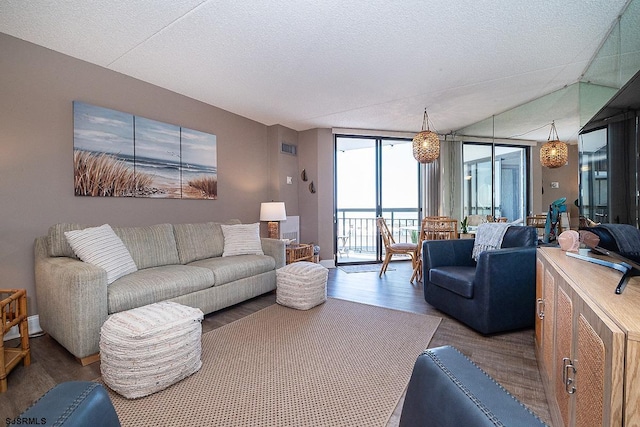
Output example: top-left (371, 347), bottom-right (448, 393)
top-left (0, 289), bottom-right (31, 392)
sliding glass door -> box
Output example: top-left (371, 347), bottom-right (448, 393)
top-left (335, 137), bottom-right (377, 264)
top-left (335, 136), bottom-right (420, 264)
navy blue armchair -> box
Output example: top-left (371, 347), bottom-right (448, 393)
top-left (15, 382), bottom-right (120, 426)
top-left (422, 226), bottom-right (538, 334)
top-left (399, 346), bottom-right (547, 426)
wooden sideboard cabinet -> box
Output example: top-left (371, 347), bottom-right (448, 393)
top-left (536, 247), bottom-right (640, 426)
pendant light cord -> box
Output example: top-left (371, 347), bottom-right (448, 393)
top-left (422, 108), bottom-right (429, 132)
top-left (548, 121), bottom-right (559, 141)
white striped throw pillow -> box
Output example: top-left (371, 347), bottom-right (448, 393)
top-left (65, 224), bottom-right (138, 284)
top-left (220, 223), bottom-right (264, 257)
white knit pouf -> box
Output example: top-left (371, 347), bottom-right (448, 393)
top-left (100, 301), bottom-right (204, 399)
top-left (276, 261), bottom-right (328, 310)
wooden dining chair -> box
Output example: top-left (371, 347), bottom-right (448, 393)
top-left (422, 217), bottom-right (459, 240)
top-left (411, 217), bottom-right (459, 283)
top-left (376, 217), bottom-right (418, 278)
top-left (526, 214), bottom-right (547, 241)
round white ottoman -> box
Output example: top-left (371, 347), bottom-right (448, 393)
top-left (100, 301), bottom-right (203, 399)
top-left (276, 261), bottom-right (328, 310)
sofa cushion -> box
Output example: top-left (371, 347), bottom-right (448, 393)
top-left (189, 255), bottom-right (276, 286)
top-left (221, 223), bottom-right (264, 257)
top-left (173, 219), bottom-right (241, 264)
top-left (107, 265), bottom-right (214, 313)
top-left (113, 224), bottom-right (180, 269)
top-left (429, 266), bottom-right (476, 298)
top-left (48, 223), bottom-right (86, 258)
top-left (64, 224), bottom-right (138, 285)
top-left (48, 223), bottom-right (181, 269)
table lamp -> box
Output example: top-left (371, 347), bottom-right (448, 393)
top-left (260, 202), bottom-right (287, 239)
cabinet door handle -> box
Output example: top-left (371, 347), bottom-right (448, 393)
top-left (536, 298), bottom-right (545, 319)
top-left (563, 357), bottom-right (577, 394)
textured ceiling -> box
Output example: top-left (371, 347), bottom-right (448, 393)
top-left (0, 1), bottom-right (631, 141)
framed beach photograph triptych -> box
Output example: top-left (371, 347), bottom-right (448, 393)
top-left (72, 101), bottom-right (217, 199)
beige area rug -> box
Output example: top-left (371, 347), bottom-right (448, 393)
top-left (102, 298), bottom-right (441, 427)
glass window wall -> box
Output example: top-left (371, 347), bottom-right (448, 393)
top-left (579, 128), bottom-right (608, 223)
top-left (463, 143), bottom-right (528, 223)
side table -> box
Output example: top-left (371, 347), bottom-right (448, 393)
top-left (1, 289), bottom-right (31, 392)
top-left (286, 243), bottom-right (314, 264)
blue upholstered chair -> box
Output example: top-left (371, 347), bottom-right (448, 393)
top-left (16, 381), bottom-right (120, 426)
top-left (422, 226), bottom-right (538, 334)
top-left (399, 346), bottom-right (547, 426)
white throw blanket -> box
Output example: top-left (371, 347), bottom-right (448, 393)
top-left (472, 223), bottom-right (511, 261)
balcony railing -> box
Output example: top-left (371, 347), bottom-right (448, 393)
top-left (336, 208), bottom-right (420, 256)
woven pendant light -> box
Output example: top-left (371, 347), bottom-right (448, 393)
top-left (540, 121), bottom-right (568, 168)
top-left (412, 109), bottom-right (440, 163)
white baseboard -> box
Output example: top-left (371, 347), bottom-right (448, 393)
top-left (3, 315), bottom-right (43, 341)
top-left (320, 259), bottom-right (336, 269)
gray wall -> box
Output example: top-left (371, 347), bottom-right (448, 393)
top-left (266, 124), bottom-right (300, 216)
top-left (1, 33), bottom-right (282, 314)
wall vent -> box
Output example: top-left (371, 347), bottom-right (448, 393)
top-left (281, 142), bottom-right (297, 156)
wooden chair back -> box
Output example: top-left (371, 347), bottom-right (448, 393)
top-left (421, 217), bottom-right (459, 241)
top-left (376, 217), bottom-right (395, 248)
top-left (527, 214), bottom-right (547, 240)
top-left (410, 216), bottom-right (457, 283)
top-left (487, 215), bottom-right (508, 223)
top-left (526, 215), bottom-right (547, 228)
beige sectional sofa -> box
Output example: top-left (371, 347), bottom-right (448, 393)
top-left (34, 220), bottom-right (285, 364)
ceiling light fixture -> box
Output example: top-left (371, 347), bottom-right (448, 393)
top-left (540, 121), bottom-right (568, 168)
top-left (412, 108), bottom-right (440, 163)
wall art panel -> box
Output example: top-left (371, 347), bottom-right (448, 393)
top-left (73, 101), bottom-right (217, 199)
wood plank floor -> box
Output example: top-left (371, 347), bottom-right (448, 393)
top-left (0, 261), bottom-right (551, 425)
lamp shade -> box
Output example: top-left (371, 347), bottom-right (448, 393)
top-left (260, 202), bottom-right (287, 221)
top-left (540, 120), bottom-right (568, 168)
top-left (412, 130), bottom-right (440, 163)
top-left (540, 140), bottom-right (568, 168)
top-left (412, 108), bottom-right (440, 163)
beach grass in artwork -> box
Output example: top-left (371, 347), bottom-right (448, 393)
top-left (187, 176), bottom-right (217, 199)
top-left (74, 150), bottom-right (155, 197)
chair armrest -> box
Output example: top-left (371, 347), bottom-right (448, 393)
top-left (475, 246), bottom-right (537, 286)
top-left (261, 238), bottom-right (286, 268)
top-left (34, 237), bottom-right (109, 359)
top-left (399, 346), bottom-right (546, 426)
top-left (423, 239), bottom-right (476, 269)
top-left (17, 382), bottom-right (120, 426)
top-left (473, 246), bottom-right (537, 317)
